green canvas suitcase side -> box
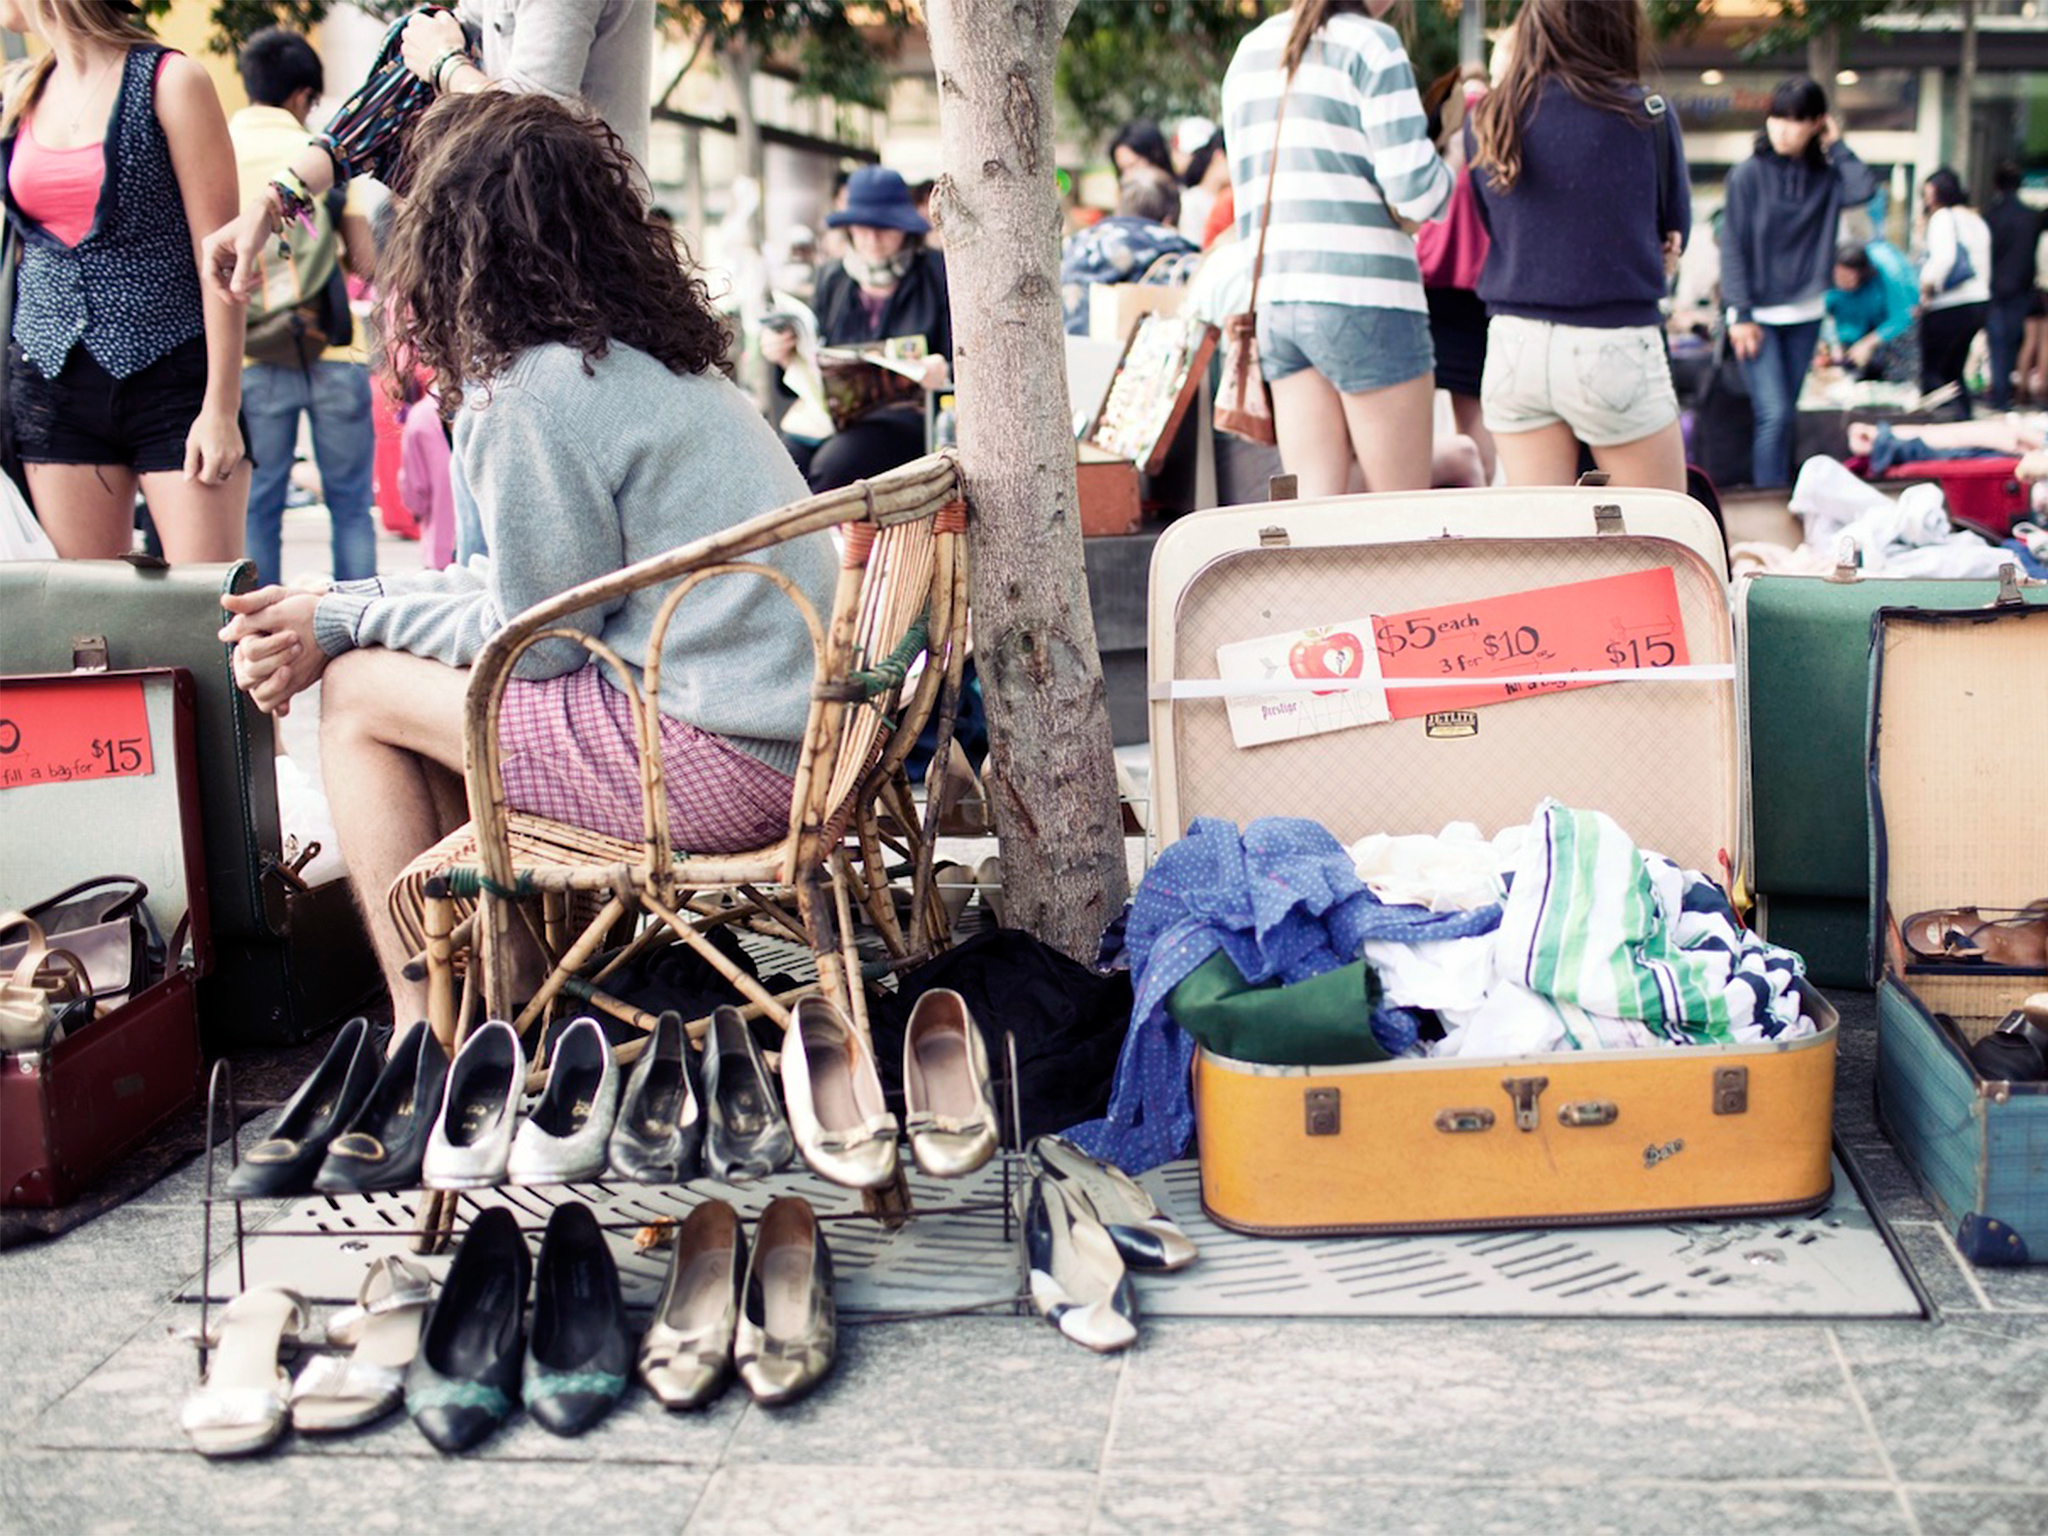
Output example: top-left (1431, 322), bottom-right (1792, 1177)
top-left (1735, 568), bottom-right (2048, 987)
top-left (1869, 601), bottom-right (2048, 1264)
top-left (0, 558), bottom-right (372, 1046)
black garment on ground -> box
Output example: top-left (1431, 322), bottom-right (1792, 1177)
top-left (590, 928), bottom-right (795, 1055)
top-left (866, 929), bottom-right (1132, 1144)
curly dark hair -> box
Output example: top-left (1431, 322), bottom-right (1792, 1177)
top-left (380, 92), bottom-right (732, 420)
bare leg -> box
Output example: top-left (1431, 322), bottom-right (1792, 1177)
top-left (1589, 420), bottom-right (1688, 492)
top-left (1270, 368), bottom-right (1356, 498)
top-left (25, 463), bottom-right (141, 557)
top-left (318, 649), bottom-right (470, 1026)
top-left (1493, 421), bottom-right (1585, 487)
top-left (1846, 417), bottom-right (2043, 455)
top-left (1430, 434), bottom-right (1486, 488)
top-left (1338, 372), bottom-right (1436, 493)
top-left (1449, 391), bottom-right (1497, 483)
top-left (138, 463), bottom-right (251, 564)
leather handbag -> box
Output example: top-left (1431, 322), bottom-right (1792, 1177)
top-left (1213, 74), bottom-right (1293, 447)
top-left (0, 913), bottom-right (93, 1055)
top-left (1415, 166), bottom-right (1489, 292)
top-left (0, 877), bottom-right (165, 1010)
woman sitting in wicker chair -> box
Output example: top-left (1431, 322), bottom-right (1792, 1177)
top-left (217, 92), bottom-right (834, 1027)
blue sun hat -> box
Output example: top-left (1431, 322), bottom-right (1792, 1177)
top-left (827, 167), bottom-right (929, 235)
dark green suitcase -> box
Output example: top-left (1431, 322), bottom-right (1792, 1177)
top-left (1868, 601), bottom-right (2048, 1264)
top-left (0, 557), bottom-right (375, 1046)
top-left (1736, 566), bottom-right (2048, 986)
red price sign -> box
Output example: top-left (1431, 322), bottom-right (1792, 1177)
top-left (1372, 568), bottom-right (1690, 719)
top-left (0, 677), bottom-right (154, 790)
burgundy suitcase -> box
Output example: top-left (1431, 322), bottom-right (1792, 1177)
top-left (0, 668), bottom-right (208, 1206)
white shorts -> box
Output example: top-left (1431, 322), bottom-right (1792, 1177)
top-left (1480, 315), bottom-right (1679, 447)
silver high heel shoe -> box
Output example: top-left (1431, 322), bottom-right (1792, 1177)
top-left (902, 988), bottom-right (998, 1178)
top-left (702, 1005), bottom-right (795, 1184)
top-left (780, 996), bottom-right (898, 1190)
top-left (421, 1020), bottom-right (523, 1190)
top-left (508, 1017), bottom-right (619, 1186)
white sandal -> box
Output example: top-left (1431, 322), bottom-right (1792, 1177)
top-left (291, 1257), bottom-right (434, 1434)
top-left (180, 1286), bottom-right (312, 1458)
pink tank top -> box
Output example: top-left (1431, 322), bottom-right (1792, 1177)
top-left (10, 118), bottom-right (108, 248)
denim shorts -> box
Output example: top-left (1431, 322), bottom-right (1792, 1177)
top-left (8, 334), bottom-right (234, 475)
top-left (1259, 302), bottom-right (1434, 395)
top-left (1480, 315), bottom-right (1678, 446)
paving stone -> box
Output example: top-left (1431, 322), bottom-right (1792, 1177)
top-left (684, 1465), bottom-right (1094, 1536)
top-left (1836, 1315), bottom-right (2048, 1485)
top-left (1838, 1139), bottom-right (1939, 1225)
top-left (1887, 1221), bottom-right (1988, 1314)
top-left (0, 1447), bottom-right (699, 1536)
top-left (721, 1316), bottom-right (1118, 1472)
top-left (1972, 1262), bottom-right (2048, 1313)
top-left (1909, 1487), bottom-right (2048, 1535)
top-left (1106, 1320), bottom-right (1886, 1483)
top-left (1095, 1474), bottom-right (1913, 1536)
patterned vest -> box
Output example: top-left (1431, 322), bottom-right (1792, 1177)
top-left (3, 45), bottom-right (205, 378)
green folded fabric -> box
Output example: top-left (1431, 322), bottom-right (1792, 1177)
top-left (1166, 951), bottom-right (1387, 1067)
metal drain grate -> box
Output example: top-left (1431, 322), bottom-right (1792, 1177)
top-left (200, 1154), bottom-right (1919, 1323)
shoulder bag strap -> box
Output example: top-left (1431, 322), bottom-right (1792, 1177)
top-left (1646, 93), bottom-right (1673, 235)
top-left (1245, 73), bottom-right (1295, 316)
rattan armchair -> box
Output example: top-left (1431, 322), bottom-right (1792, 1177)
top-left (386, 451), bottom-right (971, 1066)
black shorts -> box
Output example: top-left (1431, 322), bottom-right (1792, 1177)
top-left (8, 333), bottom-right (235, 475)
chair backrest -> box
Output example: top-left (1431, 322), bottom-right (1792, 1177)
top-left (461, 452), bottom-right (968, 890)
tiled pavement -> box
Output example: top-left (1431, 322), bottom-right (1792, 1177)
top-left (7, 505), bottom-right (2046, 1534)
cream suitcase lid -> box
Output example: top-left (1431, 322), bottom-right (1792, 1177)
top-left (1147, 487), bottom-right (1738, 879)
top-left (1870, 601), bottom-right (2048, 980)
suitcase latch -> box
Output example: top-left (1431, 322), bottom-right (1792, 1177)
top-left (1501, 1075), bottom-right (1549, 1132)
top-left (1304, 1087), bottom-right (1340, 1136)
top-left (1712, 1066), bottom-right (1748, 1115)
top-left (1558, 1100), bottom-right (1618, 1128)
top-left (71, 634), bottom-right (109, 672)
top-left (1434, 1107), bottom-right (1494, 1134)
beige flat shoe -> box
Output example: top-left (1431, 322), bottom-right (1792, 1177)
top-left (640, 1199), bottom-right (746, 1411)
top-left (780, 997), bottom-right (898, 1190)
top-left (734, 1196), bottom-right (837, 1406)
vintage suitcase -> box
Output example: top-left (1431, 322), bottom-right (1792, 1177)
top-left (1149, 487), bottom-right (1839, 1236)
top-left (0, 669), bottom-right (206, 1205)
top-left (1736, 566), bottom-right (2048, 987)
top-left (1870, 600), bottom-right (2048, 1264)
top-left (0, 557), bottom-right (376, 1046)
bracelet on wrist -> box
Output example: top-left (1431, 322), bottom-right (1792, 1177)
top-left (432, 49), bottom-right (468, 92)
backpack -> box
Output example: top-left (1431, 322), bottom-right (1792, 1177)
top-left (243, 185), bottom-right (354, 369)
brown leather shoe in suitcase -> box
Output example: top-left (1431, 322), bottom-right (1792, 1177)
top-left (1149, 486), bottom-right (1838, 1236)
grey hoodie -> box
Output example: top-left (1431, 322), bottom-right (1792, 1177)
top-left (1720, 140), bottom-right (1878, 323)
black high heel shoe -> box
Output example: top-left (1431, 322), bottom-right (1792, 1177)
top-left (314, 1021), bottom-right (451, 1194)
top-left (405, 1205), bottom-right (529, 1453)
top-left (224, 1017), bottom-right (380, 1199)
top-left (523, 1201), bottom-right (634, 1436)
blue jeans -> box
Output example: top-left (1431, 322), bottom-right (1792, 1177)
top-left (1986, 292), bottom-right (2033, 411)
top-left (1737, 319), bottom-right (1821, 490)
top-left (242, 359), bottom-right (377, 586)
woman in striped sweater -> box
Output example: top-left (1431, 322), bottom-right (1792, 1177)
top-left (1221, 0), bottom-right (1452, 496)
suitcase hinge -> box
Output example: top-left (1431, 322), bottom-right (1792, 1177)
top-left (1592, 503), bottom-right (1626, 535)
top-left (1712, 1065), bottom-right (1748, 1115)
top-left (1258, 524), bottom-right (1291, 546)
top-left (1434, 1107), bottom-right (1495, 1134)
top-left (71, 634), bottom-right (109, 672)
top-left (1558, 1100), bottom-right (1618, 1128)
top-left (1501, 1075), bottom-right (1549, 1132)
top-left (1304, 1087), bottom-right (1340, 1136)
top-left (1989, 564), bottom-right (2024, 608)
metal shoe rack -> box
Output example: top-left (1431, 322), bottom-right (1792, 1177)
top-left (178, 1032), bottom-right (1038, 1376)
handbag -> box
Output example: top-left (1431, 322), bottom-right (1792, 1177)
top-left (1933, 209), bottom-right (1977, 294)
top-left (0, 913), bottom-right (93, 1055)
top-left (1213, 74), bottom-right (1294, 446)
top-left (0, 877), bottom-right (166, 1010)
top-left (1415, 166), bottom-right (1489, 292)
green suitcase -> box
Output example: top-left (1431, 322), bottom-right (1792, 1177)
top-left (0, 557), bottom-right (375, 1046)
top-left (1868, 600), bottom-right (2048, 1264)
top-left (1735, 566), bottom-right (2048, 986)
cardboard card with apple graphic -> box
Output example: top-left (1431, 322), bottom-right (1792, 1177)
top-left (1215, 620), bottom-right (1391, 748)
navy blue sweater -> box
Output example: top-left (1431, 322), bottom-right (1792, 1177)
top-left (1468, 81), bottom-right (1690, 329)
top-left (1720, 140), bottom-right (1877, 322)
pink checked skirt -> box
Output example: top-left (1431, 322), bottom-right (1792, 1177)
top-left (498, 666), bottom-right (794, 851)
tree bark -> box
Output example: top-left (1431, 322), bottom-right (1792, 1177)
top-left (1804, 27), bottom-right (1839, 95)
top-left (924, 0), bottom-right (1128, 962)
top-left (1951, 0), bottom-right (1977, 193)
top-left (718, 37), bottom-right (774, 405)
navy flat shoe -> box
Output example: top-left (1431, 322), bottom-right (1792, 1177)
top-left (225, 1017), bottom-right (380, 1199)
top-left (406, 1206), bottom-right (529, 1453)
top-left (524, 1201), bottom-right (633, 1436)
top-left (314, 1021), bottom-right (451, 1194)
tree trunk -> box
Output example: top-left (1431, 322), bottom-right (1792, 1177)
top-left (718, 38), bottom-right (774, 405)
top-left (924, 0), bottom-right (1128, 962)
top-left (1952, 0), bottom-right (1977, 192)
top-left (1804, 27), bottom-right (1839, 94)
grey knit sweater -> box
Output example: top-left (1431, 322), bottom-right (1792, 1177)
top-left (313, 343), bottom-right (832, 777)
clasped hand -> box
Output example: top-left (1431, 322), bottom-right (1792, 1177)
top-left (219, 587), bottom-right (327, 718)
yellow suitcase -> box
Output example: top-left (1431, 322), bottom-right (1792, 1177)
top-left (1149, 486), bottom-right (1839, 1236)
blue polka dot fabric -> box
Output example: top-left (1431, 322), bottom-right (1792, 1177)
top-left (1067, 816), bottom-right (1503, 1174)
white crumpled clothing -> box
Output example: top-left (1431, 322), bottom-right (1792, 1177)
top-left (1347, 821), bottom-right (1526, 913)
